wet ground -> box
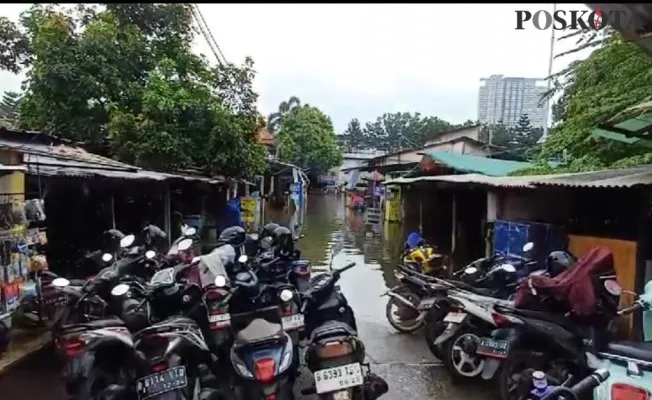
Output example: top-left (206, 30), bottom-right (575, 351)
top-left (0, 195), bottom-right (489, 400)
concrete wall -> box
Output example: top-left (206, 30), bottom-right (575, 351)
top-left (425, 126), bottom-right (481, 146)
top-left (424, 140), bottom-right (489, 156)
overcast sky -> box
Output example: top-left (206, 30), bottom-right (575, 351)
top-left (0, 3), bottom-right (594, 132)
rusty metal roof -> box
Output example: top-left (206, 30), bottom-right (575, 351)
top-left (384, 166), bottom-right (652, 189)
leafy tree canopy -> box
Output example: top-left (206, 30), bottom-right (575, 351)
top-left (0, 91), bottom-right (21, 120)
top-left (533, 32), bottom-right (652, 174)
top-left (277, 105), bottom-right (342, 174)
top-left (339, 112), bottom-right (476, 152)
top-left (0, 4), bottom-right (267, 177)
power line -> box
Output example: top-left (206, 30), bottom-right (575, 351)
top-left (191, 4), bottom-right (227, 66)
top-left (193, 4), bottom-right (227, 64)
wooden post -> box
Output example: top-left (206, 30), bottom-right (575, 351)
top-left (163, 186), bottom-right (171, 246)
top-left (259, 175), bottom-right (265, 224)
top-left (110, 193), bottom-right (116, 229)
top-left (451, 192), bottom-right (457, 258)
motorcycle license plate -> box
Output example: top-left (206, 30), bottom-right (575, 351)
top-left (417, 297), bottom-right (436, 311)
top-left (136, 366), bottom-right (187, 399)
top-left (314, 362), bottom-right (363, 394)
top-left (208, 313), bottom-right (231, 329)
top-left (443, 312), bottom-right (466, 323)
top-left (282, 313), bottom-right (305, 330)
top-left (476, 337), bottom-right (510, 359)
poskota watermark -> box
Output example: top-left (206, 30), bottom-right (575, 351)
top-left (515, 8), bottom-right (636, 31)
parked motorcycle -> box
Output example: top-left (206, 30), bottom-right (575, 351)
top-left (220, 268), bottom-right (298, 400)
top-left (476, 246), bottom-right (620, 400)
top-left (108, 266), bottom-right (223, 400)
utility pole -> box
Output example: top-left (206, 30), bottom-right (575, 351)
top-left (541, 3), bottom-right (557, 142)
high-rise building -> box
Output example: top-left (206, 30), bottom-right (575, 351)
top-left (477, 75), bottom-right (549, 128)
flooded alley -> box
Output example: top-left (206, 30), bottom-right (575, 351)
top-left (0, 194), bottom-right (489, 400)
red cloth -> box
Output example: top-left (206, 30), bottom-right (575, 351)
top-left (514, 246), bottom-right (616, 316)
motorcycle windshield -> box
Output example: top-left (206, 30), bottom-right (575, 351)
top-left (197, 245), bottom-right (234, 287)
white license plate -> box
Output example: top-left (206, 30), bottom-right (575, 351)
top-left (282, 314), bottom-right (305, 330)
top-left (443, 312), bottom-right (466, 323)
top-left (314, 362), bottom-right (364, 394)
top-left (136, 366), bottom-right (187, 399)
top-left (418, 297), bottom-right (436, 311)
top-left (208, 313), bottom-right (231, 327)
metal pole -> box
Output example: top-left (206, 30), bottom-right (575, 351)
top-left (542, 3), bottom-right (556, 141)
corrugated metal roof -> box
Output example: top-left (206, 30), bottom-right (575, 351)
top-left (425, 151), bottom-right (532, 176)
top-left (25, 154), bottom-right (225, 184)
top-left (384, 166), bottom-right (652, 189)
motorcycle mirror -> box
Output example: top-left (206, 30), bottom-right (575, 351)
top-left (101, 253), bottom-right (113, 263)
top-left (604, 279), bottom-right (622, 296)
top-left (52, 277), bottom-right (70, 288)
top-left (522, 242), bottom-right (534, 253)
top-left (464, 266), bottom-right (478, 275)
top-left (214, 274), bottom-right (227, 288)
top-left (150, 267), bottom-right (175, 286)
top-left (111, 283), bottom-right (130, 296)
top-left (145, 250), bottom-right (156, 259)
top-left (238, 254), bottom-right (248, 264)
top-left (120, 234), bottom-right (136, 248)
top-left (500, 264), bottom-right (517, 273)
top-left (191, 256), bottom-right (201, 265)
top-left (177, 238), bottom-right (193, 251)
top-left (184, 227), bottom-right (197, 236)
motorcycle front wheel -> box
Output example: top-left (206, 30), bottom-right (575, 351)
top-left (384, 286), bottom-right (423, 333)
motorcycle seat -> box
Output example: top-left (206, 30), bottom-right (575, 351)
top-left (448, 280), bottom-right (495, 297)
top-left (494, 305), bottom-right (570, 327)
top-left (62, 317), bottom-right (125, 330)
top-left (605, 341), bottom-right (652, 362)
top-left (234, 318), bottom-right (285, 346)
top-left (310, 321), bottom-right (357, 343)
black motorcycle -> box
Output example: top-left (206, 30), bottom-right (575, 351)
top-left (300, 262), bottom-right (388, 400)
top-left (222, 268), bottom-right (298, 400)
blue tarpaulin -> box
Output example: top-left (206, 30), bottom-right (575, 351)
top-left (216, 198), bottom-right (244, 234)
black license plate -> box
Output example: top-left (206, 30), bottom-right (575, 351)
top-left (136, 366), bottom-right (187, 399)
top-left (476, 338), bottom-right (510, 359)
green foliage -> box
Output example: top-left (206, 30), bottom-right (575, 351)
top-left (267, 96), bottom-right (300, 134)
top-left (0, 4), bottom-right (267, 177)
top-left (340, 112), bottom-right (474, 152)
top-left (277, 105), bottom-right (342, 173)
top-left (478, 117), bottom-right (542, 161)
top-left (0, 91), bottom-right (22, 120)
top-left (538, 33), bottom-right (652, 170)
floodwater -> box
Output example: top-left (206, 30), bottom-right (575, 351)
top-left (0, 194), bottom-right (489, 400)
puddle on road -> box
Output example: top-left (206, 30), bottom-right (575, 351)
top-left (265, 195), bottom-right (419, 323)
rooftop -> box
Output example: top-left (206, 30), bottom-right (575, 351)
top-left (417, 151), bottom-right (532, 177)
top-left (386, 165), bottom-right (652, 189)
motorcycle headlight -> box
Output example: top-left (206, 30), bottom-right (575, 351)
top-left (280, 289), bottom-right (294, 302)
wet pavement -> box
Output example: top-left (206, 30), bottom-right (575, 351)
top-left (0, 195), bottom-right (489, 400)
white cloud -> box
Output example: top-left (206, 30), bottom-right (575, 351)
top-left (1, 3), bottom-right (595, 131)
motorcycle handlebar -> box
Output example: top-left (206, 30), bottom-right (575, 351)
top-left (541, 370), bottom-right (609, 400)
top-left (617, 302), bottom-right (643, 315)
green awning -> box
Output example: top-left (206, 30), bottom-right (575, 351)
top-left (590, 111), bottom-right (652, 146)
top-left (417, 151), bottom-right (533, 177)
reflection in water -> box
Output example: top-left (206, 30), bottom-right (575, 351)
top-left (264, 195), bottom-right (420, 292)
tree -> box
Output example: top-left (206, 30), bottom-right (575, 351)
top-left (267, 96), bottom-right (301, 134)
top-left (0, 91), bottom-right (21, 120)
top-left (362, 112), bottom-right (454, 152)
top-left (277, 105), bottom-right (342, 173)
top-left (340, 118), bottom-right (365, 150)
top-left (0, 4), bottom-right (267, 177)
top-left (538, 33), bottom-right (652, 171)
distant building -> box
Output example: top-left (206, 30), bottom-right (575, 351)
top-left (477, 75), bottom-right (549, 128)
top-left (256, 126), bottom-right (275, 156)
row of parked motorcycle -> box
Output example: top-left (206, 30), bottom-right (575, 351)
top-left (40, 223), bottom-right (389, 400)
top-left (384, 232), bottom-right (652, 400)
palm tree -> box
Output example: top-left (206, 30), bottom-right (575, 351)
top-left (267, 96), bottom-right (301, 134)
